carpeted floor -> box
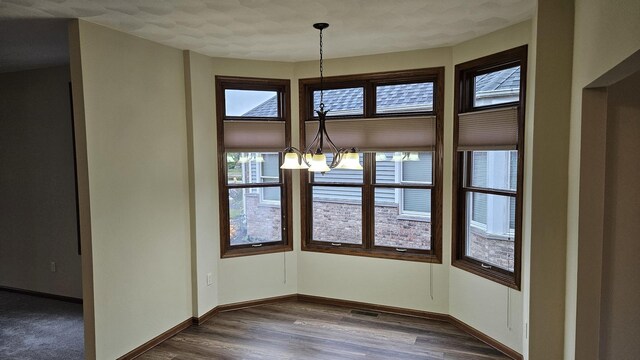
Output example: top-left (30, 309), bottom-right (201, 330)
top-left (0, 290), bottom-right (84, 360)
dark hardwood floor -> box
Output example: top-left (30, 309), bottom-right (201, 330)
top-left (140, 301), bottom-right (510, 360)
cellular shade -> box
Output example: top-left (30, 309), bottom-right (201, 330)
top-left (457, 106), bottom-right (519, 151)
top-left (224, 120), bottom-right (286, 152)
top-left (305, 116), bottom-right (436, 152)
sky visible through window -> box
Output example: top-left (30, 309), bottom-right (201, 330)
top-left (225, 89), bottom-right (276, 116)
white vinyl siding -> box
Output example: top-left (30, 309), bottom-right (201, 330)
top-left (470, 150), bottom-right (517, 235)
top-left (401, 153), bottom-right (432, 216)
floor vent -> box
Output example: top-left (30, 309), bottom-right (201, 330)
top-left (351, 309), bottom-right (379, 317)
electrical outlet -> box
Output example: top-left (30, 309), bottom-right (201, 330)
top-left (50, 261), bottom-right (56, 272)
top-left (206, 273), bottom-right (213, 286)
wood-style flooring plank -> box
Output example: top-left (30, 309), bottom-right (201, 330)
top-left (139, 301), bottom-right (511, 360)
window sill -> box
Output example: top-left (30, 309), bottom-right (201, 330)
top-left (302, 243), bottom-right (441, 263)
top-left (469, 223), bottom-right (515, 242)
top-left (397, 214), bottom-right (431, 223)
top-left (221, 243), bottom-right (293, 259)
top-left (257, 201), bottom-right (281, 208)
top-left (451, 258), bottom-right (520, 290)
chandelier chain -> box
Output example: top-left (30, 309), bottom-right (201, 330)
top-left (319, 27), bottom-right (324, 109)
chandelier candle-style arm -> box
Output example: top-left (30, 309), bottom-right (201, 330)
top-left (280, 22), bottom-right (363, 173)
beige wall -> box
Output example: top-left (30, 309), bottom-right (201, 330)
top-left (295, 46), bottom-right (452, 316)
top-left (0, 66), bottom-right (82, 299)
top-left (209, 58), bottom-right (299, 305)
top-left (566, 0), bottom-right (640, 358)
top-left (183, 22), bottom-right (533, 352)
top-left (183, 51), bottom-right (220, 316)
top-left (599, 70), bottom-right (640, 359)
top-left (449, 21), bottom-right (532, 353)
top-left (73, 21), bottom-right (192, 359)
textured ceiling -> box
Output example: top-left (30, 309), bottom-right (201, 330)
top-left (0, 0), bottom-right (535, 63)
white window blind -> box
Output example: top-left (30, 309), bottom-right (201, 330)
top-left (224, 120), bottom-right (286, 152)
top-left (457, 106), bottom-right (519, 151)
top-left (305, 116), bottom-right (436, 151)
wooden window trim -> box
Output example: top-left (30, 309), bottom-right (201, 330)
top-left (215, 76), bottom-right (293, 258)
top-left (299, 68), bottom-right (444, 263)
top-left (452, 46), bottom-right (527, 289)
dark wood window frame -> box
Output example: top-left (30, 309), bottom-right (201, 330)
top-left (452, 46), bottom-right (527, 289)
top-left (215, 76), bottom-right (293, 258)
top-left (299, 68), bottom-right (444, 263)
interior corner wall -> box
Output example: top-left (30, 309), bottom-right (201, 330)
top-left (526, 0), bottom-right (574, 358)
top-left (448, 20), bottom-right (532, 353)
top-left (74, 20), bottom-right (192, 359)
top-left (184, 50), bottom-right (220, 316)
top-left (0, 65), bottom-right (82, 299)
top-left (566, 0), bottom-right (640, 359)
top-left (210, 58), bottom-right (298, 305)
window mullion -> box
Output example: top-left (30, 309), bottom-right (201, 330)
top-left (365, 81), bottom-right (375, 118)
top-left (363, 153), bottom-right (374, 249)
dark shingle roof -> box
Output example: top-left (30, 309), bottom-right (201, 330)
top-left (242, 66), bottom-right (520, 117)
top-left (475, 66), bottom-right (520, 93)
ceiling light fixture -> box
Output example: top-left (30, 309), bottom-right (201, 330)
top-left (280, 23), bottom-right (362, 172)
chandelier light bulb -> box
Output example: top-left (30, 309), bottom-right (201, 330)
top-left (280, 152), bottom-right (306, 169)
top-left (337, 152), bottom-right (363, 170)
top-left (308, 153), bottom-right (331, 172)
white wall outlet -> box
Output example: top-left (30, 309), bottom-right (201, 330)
top-left (206, 273), bottom-right (213, 286)
top-left (50, 261), bottom-right (56, 272)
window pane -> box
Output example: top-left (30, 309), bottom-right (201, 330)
top-left (229, 187), bottom-right (281, 245)
top-left (472, 192), bottom-right (487, 225)
top-left (261, 153), bottom-right (280, 179)
top-left (402, 152), bottom-right (432, 184)
top-left (374, 188), bottom-right (430, 250)
top-left (312, 186), bottom-right (362, 244)
top-left (313, 87), bottom-right (364, 116)
top-left (225, 89), bottom-right (278, 117)
top-left (376, 82), bottom-right (433, 113)
top-left (402, 188), bottom-right (431, 214)
top-left (313, 153), bottom-right (363, 184)
top-left (470, 151), bottom-right (516, 191)
top-left (466, 192), bottom-right (515, 271)
top-left (262, 187), bottom-right (280, 202)
top-left (375, 152), bottom-right (432, 184)
top-left (473, 66), bottom-right (520, 107)
top-left (227, 152), bottom-right (280, 185)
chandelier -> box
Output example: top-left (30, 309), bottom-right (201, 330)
top-left (280, 23), bottom-right (362, 172)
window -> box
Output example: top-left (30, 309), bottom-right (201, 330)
top-left (453, 46), bottom-right (527, 288)
top-left (300, 68), bottom-right (444, 262)
top-left (216, 77), bottom-right (292, 258)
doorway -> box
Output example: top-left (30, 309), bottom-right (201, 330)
top-left (0, 18), bottom-right (86, 360)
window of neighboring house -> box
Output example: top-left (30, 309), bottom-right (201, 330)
top-left (258, 153), bottom-right (280, 203)
top-left (216, 76), bottom-right (292, 258)
top-left (453, 46), bottom-right (527, 289)
top-left (399, 152), bottom-right (432, 219)
top-left (299, 68), bottom-right (444, 262)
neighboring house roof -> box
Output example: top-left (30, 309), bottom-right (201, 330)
top-left (242, 66), bottom-right (520, 117)
top-left (474, 66), bottom-right (520, 93)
